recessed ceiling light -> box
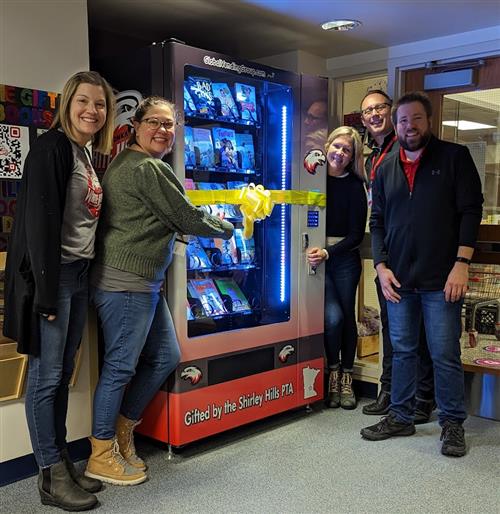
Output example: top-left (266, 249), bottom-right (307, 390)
top-left (442, 120), bottom-right (495, 130)
top-left (321, 20), bottom-right (362, 31)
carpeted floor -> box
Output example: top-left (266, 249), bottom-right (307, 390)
top-left (1, 399), bottom-right (499, 514)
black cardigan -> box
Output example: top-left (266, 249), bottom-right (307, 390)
top-left (370, 135), bottom-right (483, 291)
top-left (4, 129), bottom-right (73, 355)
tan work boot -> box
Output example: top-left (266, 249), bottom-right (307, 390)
top-left (326, 367), bottom-right (341, 408)
top-left (340, 371), bottom-right (357, 410)
top-left (85, 437), bottom-right (147, 486)
top-left (116, 414), bottom-right (147, 471)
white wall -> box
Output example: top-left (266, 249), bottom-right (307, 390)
top-left (0, 0), bottom-right (92, 464)
top-left (256, 50), bottom-right (327, 76)
top-left (0, 0), bottom-right (89, 92)
top-left (326, 26), bottom-right (500, 97)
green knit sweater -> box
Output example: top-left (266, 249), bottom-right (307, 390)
top-left (95, 148), bottom-right (233, 280)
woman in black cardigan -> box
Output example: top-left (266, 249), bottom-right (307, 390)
top-left (4, 71), bottom-right (115, 511)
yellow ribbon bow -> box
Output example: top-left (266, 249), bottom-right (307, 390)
top-left (238, 183), bottom-right (274, 238)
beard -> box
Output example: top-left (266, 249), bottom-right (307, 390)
top-left (399, 129), bottom-right (432, 152)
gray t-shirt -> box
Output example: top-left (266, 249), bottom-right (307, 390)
top-left (60, 142), bottom-right (102, 262)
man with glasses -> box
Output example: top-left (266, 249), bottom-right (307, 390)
top-left (360, 90), bottom-right (436, 424)
top-left (361, 91), bottom-right (483, 456)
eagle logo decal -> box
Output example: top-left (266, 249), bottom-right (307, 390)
top-left (304, 149), bottom-right (326, 175)
top-left (278, 344), bottom-right (295, 363)
top-left (180, 366), bottom-right (202, 385)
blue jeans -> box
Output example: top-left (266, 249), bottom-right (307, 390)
top-left (25, 260), bottom-right (89, 468)
top-left (387, 290), bottom-right (466, 425)
top-left (324, 250), bottom-right (362, 371)
top-left (92, 288), bottom-right (181, 439)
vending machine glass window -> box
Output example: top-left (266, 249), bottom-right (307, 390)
top-left (184, 65), bottom-right (292, 337)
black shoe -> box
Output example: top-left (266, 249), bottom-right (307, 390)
top-left (362, 391), bottom-right (390, 415)
top-left (38, 461), bottom-right (98, 511)
top-left (61, 449), bottom-right (102, 493)
top-left (360, 413), bottom-right (416, 441)
top-left (414, 398), bottom-right (436, 425)
top-left (440, 421), bottom-right (466, 457)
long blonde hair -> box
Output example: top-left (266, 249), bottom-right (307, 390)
top-left (325, 126), bottom-right (366, 182)
top-left (51, 71), bottom-right (116, 154)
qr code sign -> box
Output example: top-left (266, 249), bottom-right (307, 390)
top-left (0, 124), bottom-right (30, 179)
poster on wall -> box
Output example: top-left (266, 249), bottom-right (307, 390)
top-left (0, 125), bottom-right (29, 179)
top-left (0, 84), bottom-right (59, 250)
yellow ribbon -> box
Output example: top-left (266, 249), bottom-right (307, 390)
top-left (187, 185), bottom-right (326, 239)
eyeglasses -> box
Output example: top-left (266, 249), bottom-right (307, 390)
top-left (361, 103), bottom-right (391, 117)
top-left (141, 117), bottom-right (175, 130)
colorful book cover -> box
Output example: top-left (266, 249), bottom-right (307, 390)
top-left (234, 83), bottom-right (258, 122)
top-left (187, 76), bottom-right (216, 116)
top-left (214, 235), bottom-right (239, 265)
top-left (212, 127), bottom-right (238, 169)
top-left (190, 279), bottom-right (228, 317)
top-left (235, 133), bottom-right (255, 171)
top-left (215, 278), bottom-right (251, 313)
top-left (212, 82), bottom-right (239, 119)
top-left (183, 83), bottom-right (197, 114)
top-left (186, 236), bottom-right (212, 270)
top-left (225, 181), bottom-right (247, 218)
top-left (196, 182), bottom-right (226, 217)
top-left (184, 178), bottom-right (195, 190)
top-left (184, 126), bottom-right (196, 167)
top-left (193, 128), bottom-right (215, 168)
top-left (187, 300), bottom-right (195, 320)
top-left (234, 228), bottom-right (255, 264)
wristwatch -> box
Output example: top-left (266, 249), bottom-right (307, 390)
top-left (456, 256), bottom-right (471, 265)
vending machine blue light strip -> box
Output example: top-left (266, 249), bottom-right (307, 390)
top-left (280, 104), bottom-right (288, 303)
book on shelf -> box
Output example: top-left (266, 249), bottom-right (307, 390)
top-left (234, 228), bottom-right (255, 264)
top-left (184, 178), bottom-right (195, 190)
top-left (187, 300), bottom-right (195, 321)
top-left (214, 235), bottom-right (239, 266)
top-left (183, 83), bottom-right (197, 114)
top-left (196, 181), bottom-right (226, 218)
top-left (189, 278), bottom-right (228, 317)
top-left (186, 235), bottom-right (212, 270)
top-left (235, 133), bottom-right (256, 171)
top-left (193, 128), bottom-right (215, 168)
top-left (212, 127), bottom-right (238, 170)
top-left (234, 83), bottom-right (258, 122)
top-left (225, 180), bottom-right (247, 218)
top-left (212, 82), bottom-right (240, 120)
top-left (184, 126), bottom-right (197, 167)
top-left (186, 76), bottom-right (216, 116)
top-left (215, 278), bottom-right (251, 313)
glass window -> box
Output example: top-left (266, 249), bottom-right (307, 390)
top-left (441, 88), bottom-right (500, 223)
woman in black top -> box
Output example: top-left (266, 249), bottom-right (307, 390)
top-left (307, 126), bottom-right (367, 410)
top-left (4, 71), bottom-right (115, 511)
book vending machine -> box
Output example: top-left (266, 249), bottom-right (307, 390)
top-left (95, 41), bottom-right (328, 447)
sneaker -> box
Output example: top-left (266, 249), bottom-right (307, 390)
top-left (414, 398), bottom-right (436, 425)
top-left (340, 372), bottom-right (357, 410)
top-left (360, 413), bottom-right (416, 441)
top-left (362, 390), bottom-right (391, 415)
top-left (440, 421), bottom-right (466, 457)
top-left (326, 368), bottom-right (341, 408)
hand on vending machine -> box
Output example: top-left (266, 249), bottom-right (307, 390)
top-left (307, 247), bottom-right (327, 268)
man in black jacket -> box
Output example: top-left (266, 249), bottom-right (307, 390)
top-left (361, 90), bottom-right (435, 422)
top-left (360, 92), bottom-right (483, 457)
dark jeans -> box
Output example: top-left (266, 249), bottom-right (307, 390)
top-left (25, 260), bottom-right (89, 468)
top-left (375, 277), bottom-right (434, 401)
top-left (92, 288), bottom-right (181, 439)
top-left (324, 250), bottom-right (362, 371)
top-left (387, 290), bottom-right (466, 425)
